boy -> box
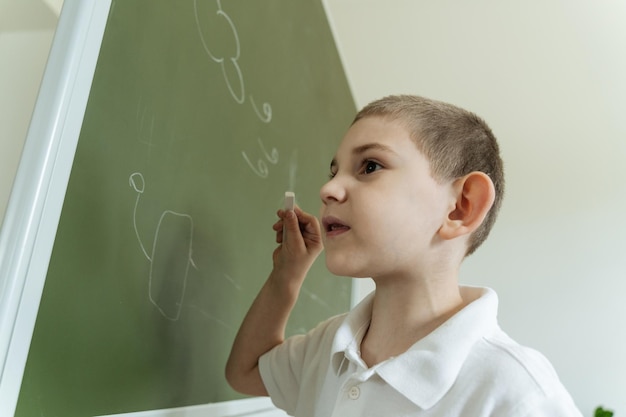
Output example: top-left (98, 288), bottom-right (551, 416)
top-left (225, 95), bottom-right (582, 416)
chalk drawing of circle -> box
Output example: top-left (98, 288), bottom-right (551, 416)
top-left (149, 210), bottom-right (194, 321)
top-left (129, 172), bottom-right (144, 194)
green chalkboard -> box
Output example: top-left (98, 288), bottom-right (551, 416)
top-left (15, 0), bottom-right (354, 415)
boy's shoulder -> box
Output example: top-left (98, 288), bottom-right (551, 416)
top-left (461, 327), bottom-right (581, 415)
top-left (478, 329), bottom-right (561, 390)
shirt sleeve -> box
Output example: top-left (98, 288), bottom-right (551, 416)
top-left (516, 387), bottom-right (584, 417)
top-left (259, 333), bottom-right (308, 413)
top-left (524, 398), bottom-right (583, 417)
top-left (258, 314), bottom-right (344, 415)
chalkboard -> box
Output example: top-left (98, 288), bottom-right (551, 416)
top-left (1, 0), bottom-right (355, 416)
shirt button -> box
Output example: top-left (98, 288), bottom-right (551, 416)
top-left (348, 385), bottom-right (361, 400)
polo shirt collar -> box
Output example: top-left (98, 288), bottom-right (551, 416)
top-left (330, 286), bottom-right (499, 410)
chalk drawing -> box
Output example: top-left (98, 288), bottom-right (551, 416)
top-left (135, 99), bottom-right (158, 163)
top-left (223, 273), bottom-right (242, 291)
top-left (241, 138), bottom-right (279, 179)
top-left (129, 172), bottom-right (198, 321)
top-left (193, 0), bottom-right (282, 178)
top-left (249, 95), bottom-right (272, 123)
top-left (188, 304), bottom-right (232, 330)
top-left (193, 0), bottom-right (243, 103)
top-left (301, 287), bottom-right (333, 313)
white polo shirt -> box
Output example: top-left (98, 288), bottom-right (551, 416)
top-left (259, 286), bottom-right (582, 417)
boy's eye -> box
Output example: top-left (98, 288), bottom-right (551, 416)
top-left (328, 160), bottom-right (338, 179)
top-left (362, 160), bottom-right (382, 174)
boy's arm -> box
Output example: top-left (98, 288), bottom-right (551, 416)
top-left (225, 207), bottom-right (323, 396)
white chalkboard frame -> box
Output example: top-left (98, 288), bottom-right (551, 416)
top-left (0, 1), bottom-right (112, 415)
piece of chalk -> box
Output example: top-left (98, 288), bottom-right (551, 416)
top-left (284, 191), bottom-right (295, 210)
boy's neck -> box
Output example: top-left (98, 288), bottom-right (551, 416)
top-left (360, 274), bottom-right (465, 368)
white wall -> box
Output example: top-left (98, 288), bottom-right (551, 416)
top-left (0, 0), bottom-right (60, 227)
top-left (1, 1), bottom-right (624, 416)
top-left (325, 1), bottom-right (626, 415)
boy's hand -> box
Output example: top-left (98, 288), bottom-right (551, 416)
top-left (225, 206), bottom-right (323, 396)
top-left (271, 206), bottom-right (323, 278)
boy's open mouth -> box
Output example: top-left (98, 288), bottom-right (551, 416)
top-left (322, 216), bottom-right (350, 234)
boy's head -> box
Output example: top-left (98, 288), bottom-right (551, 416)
top-left (353, 95), bottom-right (504, 256)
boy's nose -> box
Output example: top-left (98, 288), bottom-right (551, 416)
top-left (320, 177), bottom-right (347, 204)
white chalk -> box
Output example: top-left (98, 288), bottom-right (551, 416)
top-left (284, 191), bottom-right (295, 211)
top-left (283, 192), bottom-right (295, 242)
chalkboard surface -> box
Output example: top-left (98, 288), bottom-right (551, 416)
top-left (15, 0), bottom-right (354, 415)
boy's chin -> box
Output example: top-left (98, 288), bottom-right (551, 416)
top-left (325, 257), bottom-right (368, 279)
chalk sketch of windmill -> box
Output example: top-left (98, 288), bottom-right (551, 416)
top-left (129, 172), bottom-right (198, 321)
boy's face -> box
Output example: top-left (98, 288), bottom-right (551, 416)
top-left (320, 116), bottom-right (455, 280)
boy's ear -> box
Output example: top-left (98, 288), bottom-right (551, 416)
top-left (438, 172), bottom-right (495, 241)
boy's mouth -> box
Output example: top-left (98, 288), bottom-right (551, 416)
top-left (322, 216), bottom-right (350, 236)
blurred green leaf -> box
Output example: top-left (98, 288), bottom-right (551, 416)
top-left (595, 406), bottom-right (614, 417)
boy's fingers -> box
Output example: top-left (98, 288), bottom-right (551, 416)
top-left (276, 206), bottom-right (322, 253)
top-left (283, 210), bottom-right (300, 235)
top-left (292, 208), bottom-right (321, 237)
top-left (284, 209), bottom-right (311, 248)
top-left (275, 228), bottom-right (283, 243)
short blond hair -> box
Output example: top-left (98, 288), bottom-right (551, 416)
top-left (354, 95), bottom-right (504, 256)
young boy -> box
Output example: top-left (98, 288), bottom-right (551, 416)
top-left (225, 95), bottom-right (582, 416)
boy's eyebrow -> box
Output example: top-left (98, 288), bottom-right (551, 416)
top-left (352, 142), bottom-right (396, 156)
top-left (330, 142), bottom-right (396, 170)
